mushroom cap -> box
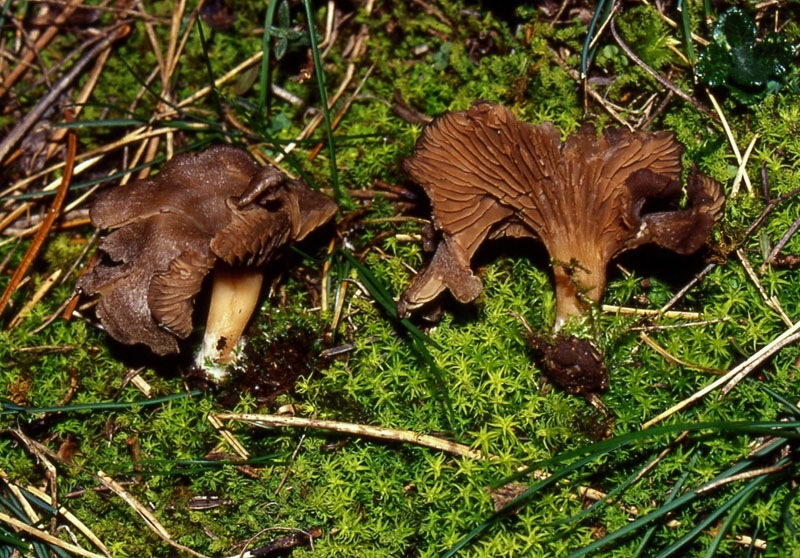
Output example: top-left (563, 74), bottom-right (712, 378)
top-left (400, 101), bottom-right (724, 320)
top-left (78, 146), bottom-right (337, 355)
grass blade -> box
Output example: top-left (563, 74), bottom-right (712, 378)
top-left (568, 455), bottom-right (788, 558)
top-left (258, 0), bottom-right (279, 119)
top-left (632, 452), bottom-right (699, 558)
top-left (677, 0), bottom-right (695, 64)
top-left (301, 0), bottom-right (342, 202)
top-left (0, 390), bottom-right (202, 415)
top-left (442, 449), bottom-right (604, 558)
top-left (656, 474), bottom-right (771, 558)
top-left (444, 423), bottom-right (794, 557)
top-left (339, 250), bottom-right (454, 430)
top-left (580, 0), bottom-right (609, 78)
top-left (759, 384), bottom-right (800, 418)
top-left (703, 474), bottom-right (771, 558)
top-left (196, 18), bottom-right (226, 122)
top-left (552, 450), bottom-right (662, 526)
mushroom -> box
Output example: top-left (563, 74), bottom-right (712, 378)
top-left (78, 145), bottom-right (337, 380)
top-left (398, 101), bottom-right (724, 328)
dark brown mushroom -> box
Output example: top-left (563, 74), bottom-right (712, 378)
top-left (78, 145), bottom-right (337, 380)
top-left (399, 101), bottom-right (725, 327)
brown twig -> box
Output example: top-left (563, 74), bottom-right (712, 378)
top-left (0, 116), bottom-right (77, 319)
top-left (0, 0), bottom-right (83, 98)
top-left (0, 24), bottom-right (128, 165)
top-left (609, 16), bottom-right (717, 122)
top-left (213, 412), bottom-right (488, 460)
top-left (765, 213), bottom-right (800, 267)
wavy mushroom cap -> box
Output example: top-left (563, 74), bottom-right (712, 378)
top-left (400, 101), bottom-right (725, 323)
top-left (79, 146), bottom-right (337, 355)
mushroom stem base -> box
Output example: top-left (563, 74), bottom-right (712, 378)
top-left (195, 266), bottom-right (264, 381)
top-left (553, 256), bottom-right (606, 330)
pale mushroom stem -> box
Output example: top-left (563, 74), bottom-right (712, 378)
top-left (195, 264), bottom-right (264, 381)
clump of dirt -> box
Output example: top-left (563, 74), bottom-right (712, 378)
top-left (527, 333), bottom-right (608, 396)
top-left (217, 325), bottom-right (325, 407)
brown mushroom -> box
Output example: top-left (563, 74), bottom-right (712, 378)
top-left (78, 145), bottom-right (337, 380)
top-left (399, 101), bottom-right (724, 327)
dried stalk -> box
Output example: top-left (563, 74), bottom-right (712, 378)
top-left (214, 412), bottom-right (487, 460)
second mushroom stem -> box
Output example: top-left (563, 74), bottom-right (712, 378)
top-left (196, 265), bottom-right (264, 379)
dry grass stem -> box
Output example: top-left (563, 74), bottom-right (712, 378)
top-left (639, 332), bottom-right (724, 374)
top-left (320, 238), bottom-right (337, 312)
top-left (8, 482), bottom-right (40, 524)
top-left (213, 412), bottom-right (488, 460)
top-left (207, 413), bottom-right (251, 459)
top-left (275, 63), bottom-right (356, 163)
top-left (736, 248), bottom-right (793, 326)
top-left (586, 2), bottom-right (619, 53)
top-left (697, 462), bottom-right (792, 494)
top-left (602, 305), bottom-right (701, 320)
top-left (644, 319), bottom-right (800, 428)
top-left (641, 0), bottom-right (709, 45)
top-left (47, 41), bottom-right (113, 150)
top-left (0, 25), bottom-right (128, 165)
top-left (130, 375), bottom-right (152, 397)
top-left (11, 430), bottom-right (211, 558)
top-left (0, 0), bottom-right (83, 97)
top-left (707, 90), bottom-right (754, 195)
top-left (731, 134), bottom-right (759, 198)
top-left (309, 64), bottom-right (375, 161)
top-left (0, 470), bottom-right (111, 557)
top-left (95, 470), bottom-right (211, 558)
top-left (0, 510), bottom-right (105, 558)
top-left (8, 269), bottom-right (62, 329)
top-left (330, 281), bottom-right (348, 333)
top-left (630, 317), bottom-right (730, 331)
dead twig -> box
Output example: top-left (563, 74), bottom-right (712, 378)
top-left (0, 24), bottom-right (129, 165)
top-left (764, 212), bottom-right (800, 269)
top-left (213, 413), bottom-right (488, 460)
top-left (609, 16), bottom-right (717, 122)
top-left (643, 319), bottom-right (800, 428)
top-left (0, 117), bottom-right (77, 319)
top-left (9, 430), bottom-right (212, 558)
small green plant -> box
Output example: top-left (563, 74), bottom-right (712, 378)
top-left (696, 6), bottom-right (797, 105)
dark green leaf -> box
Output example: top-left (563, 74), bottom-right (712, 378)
top-left (696, 6), bottom-right (798, 104)
top-left (713, 7), bottom-right (756, 50)
top-left (276, 37), bottom-right (288, 60)
top-left (278, 0), bottom-right (290, 29)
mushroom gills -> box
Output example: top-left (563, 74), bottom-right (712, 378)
top-left (399, 101), bottom-right (724, 328)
